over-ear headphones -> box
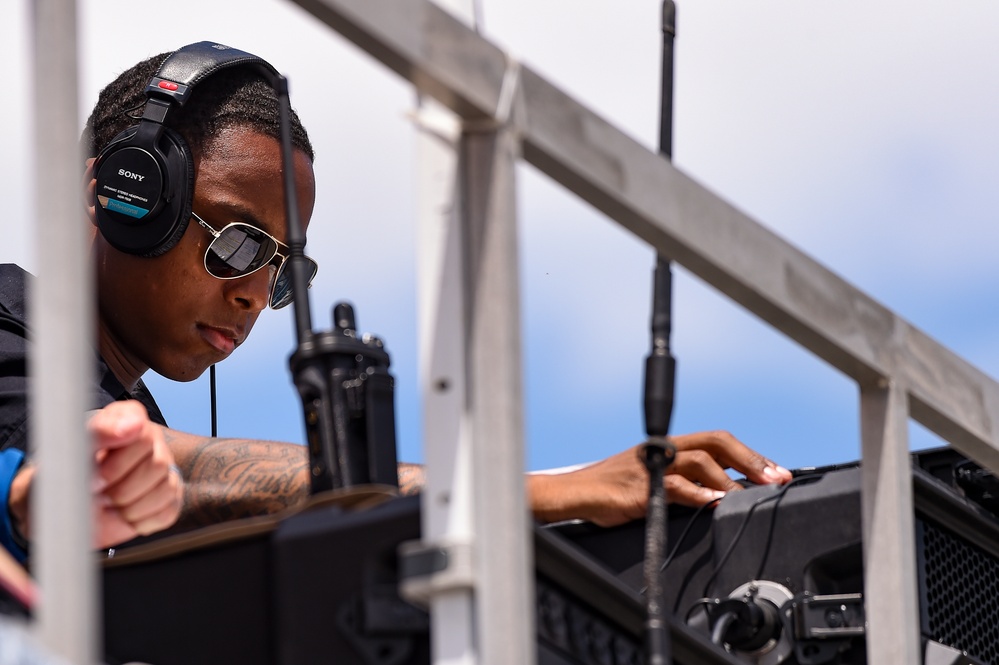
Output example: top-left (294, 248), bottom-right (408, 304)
top-left (93, 41), bottom-right (278, 257)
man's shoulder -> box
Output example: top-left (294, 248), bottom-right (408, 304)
top-left (0, 264), bottom-right (30, 333)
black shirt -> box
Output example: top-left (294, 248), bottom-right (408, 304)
top-left (0, 263), bottom-right (166, 560)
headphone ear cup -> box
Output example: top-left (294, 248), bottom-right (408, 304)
top-left (143, 127), bottom-right (194, 257)
top-left (93, 126), bottom-right (195, 257)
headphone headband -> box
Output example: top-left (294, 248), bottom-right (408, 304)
top-left (146, 41), bottom-right (278, 108)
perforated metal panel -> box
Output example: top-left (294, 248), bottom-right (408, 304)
top-left (919, 518), bottom-right (999, 665)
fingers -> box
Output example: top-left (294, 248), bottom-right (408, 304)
top-left (84, 157), bottom-right (97, 224)
top-left (104, 467), bottom-right (184, 535)
top-left (668, 448), bottom-right (743, 495)
top-left (98, 440), bottom-right (170, 506)
top-left (665, 473), bottom-right (725, 509)
top-left (88, 402), bottom-right (184, 548)
top-left (670, 430), bottom-right (791, 486)
top-left (94, 459), bottom-right (184, 546)
top-left (659, 431), bottom-right (791, 508)
top-left (88, 400), bottom-right (148, 451)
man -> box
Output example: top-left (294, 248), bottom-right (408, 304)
top-left (0, 43), bottom-right (792, 562)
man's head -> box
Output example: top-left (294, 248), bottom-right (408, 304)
top-left (84, 44), bottom-right (318, 389)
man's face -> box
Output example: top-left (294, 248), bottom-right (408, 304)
top-left (94, 126), bottom-right (317, 383)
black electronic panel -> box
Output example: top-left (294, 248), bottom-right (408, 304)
top-left (553, 448), bottom-right (999, 665)
top-left (102, 494), bottom-right (740, 665)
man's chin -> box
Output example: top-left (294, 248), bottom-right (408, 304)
top-left (155, 362), bottom-right (213, 383)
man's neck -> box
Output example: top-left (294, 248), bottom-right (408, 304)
top-left (97, 323), bottom-right (146, 392)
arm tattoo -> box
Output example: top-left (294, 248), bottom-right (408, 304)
top-left (166, 430), bottom-right (310, 528)
top-left (163, 428), bottom-right (426, 529)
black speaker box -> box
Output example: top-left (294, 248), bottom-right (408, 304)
top-left (102, 494), bottom-right (741, 665)
top-left (553, 448), bottom-right (999, 665)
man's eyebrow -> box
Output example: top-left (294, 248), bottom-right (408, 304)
top-left (233, 209), bottom-right (269, 230)
top-left (240, 214), bottom-right (292, 250)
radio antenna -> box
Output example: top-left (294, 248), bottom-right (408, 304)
top-left (641, 3), bottom-right (678, 664)
top-left (276, 75), bottom-right (399, 493)
top-left (275, 76), bottom-right (314, 346)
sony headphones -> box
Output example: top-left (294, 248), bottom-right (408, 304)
top-left (93, 41), bottom-right (279, 257)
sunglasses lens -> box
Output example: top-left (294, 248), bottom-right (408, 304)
top-left (270, 257), bottom-right (318, 309)
top-left (205, 225), bottom-right (278, 279)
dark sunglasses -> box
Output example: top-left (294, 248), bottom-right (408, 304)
top-left (192, 212), bottom-right (318, 310)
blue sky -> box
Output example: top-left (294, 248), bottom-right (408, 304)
top-left (4, 1), bottom-right (999, 474)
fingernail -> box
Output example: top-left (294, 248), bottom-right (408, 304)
top-left (763, 466), bottom-right (782, 481)
top-left (707, 489), bottom-right (726, 502)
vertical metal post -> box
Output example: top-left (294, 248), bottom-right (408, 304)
top-left (859, 380), bottom-right (921, 664)
top-left (460, 121), bottom-right (533, 665)
top-left (414, 111), bottom-right (535, 665)
top-left (415, 91), bottom-right (479, 664)
top-left (413, 6), bottom-right (480, 665)
top-left (413, 3), bottom-right (532, 663)
top-left (29, 0), bottom-right (97, 663)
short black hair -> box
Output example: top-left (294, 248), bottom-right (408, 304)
top-left (83, 50), bottom-right (315, 162)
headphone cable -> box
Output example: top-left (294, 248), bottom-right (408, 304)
top-left (209, 364), bottom-right (218, 438)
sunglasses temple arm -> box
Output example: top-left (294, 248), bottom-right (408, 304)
top-left (275, 74), bottom-right (314, 344)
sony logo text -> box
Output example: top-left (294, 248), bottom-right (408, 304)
top-left (118, 169), bottom-right (145, 182)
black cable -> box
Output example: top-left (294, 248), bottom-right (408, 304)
top-left (700, 475), bottom-right (816, 599)
top-left (685, 597), bottom-right (719, 624)
top-left (753, 479), bottom-right (796, 581)
top-left (639, 496), bottom-right (721, 597)
top-left (209, 364), bottom-right (218, 438)
top-left (662, 497), bottom-right (721, 572)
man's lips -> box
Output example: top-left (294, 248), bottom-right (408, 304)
top-left (197, 325), bottom-right (239, 355)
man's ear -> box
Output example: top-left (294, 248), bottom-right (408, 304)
top-left (84, 158), bottom-right (97, 227)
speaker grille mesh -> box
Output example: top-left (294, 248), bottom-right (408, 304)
top-left (921, 519), bottom-right (999, 665)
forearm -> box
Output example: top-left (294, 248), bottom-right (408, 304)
top-left (525, 472), bottom-right (600, 526)
top-left (393, 465), bottom-right (571, 523)
top-left (391, 465), bottom-right (584, 523)
top-left (163, 428), bottom-right (311, 528)
top-left (163, 428), bottom-right (428, 528)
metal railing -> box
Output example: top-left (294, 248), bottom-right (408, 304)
top-left (289, 0), bottom-right (999, 663)
top-left (24, 0), bottom-right (999, 663)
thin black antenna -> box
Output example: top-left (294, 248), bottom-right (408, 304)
top-left (275, 75), bottom-right (314, 346)
top-left (277, 73), bottom-right (400, 493)
top-left (645, 0), bottom-right (677, 439)
top-left (642, 3), bottom-right (678, 665)
top-left (659, 2), bottom-right (675, 162)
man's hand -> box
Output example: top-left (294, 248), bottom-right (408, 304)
top-left (90, 401), bottom-right (184, 548)
top-left (8, 401), bottom-right (185, 551)
top-left (527, 430), bottom-right (792, 527)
